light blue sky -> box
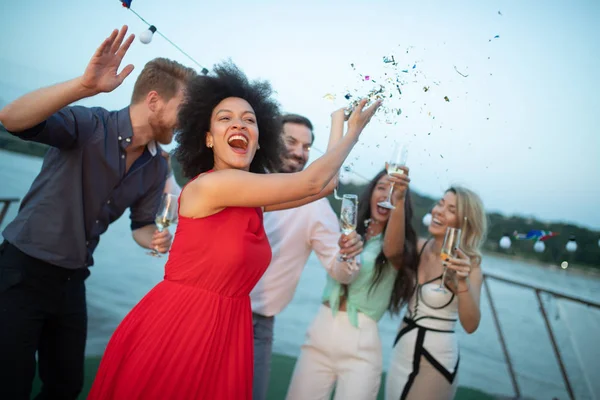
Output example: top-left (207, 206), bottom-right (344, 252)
top-left (1, 0), bottom-right (599, 230)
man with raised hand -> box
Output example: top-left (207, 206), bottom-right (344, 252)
top-left (0, 25), bottom-right (196, 399)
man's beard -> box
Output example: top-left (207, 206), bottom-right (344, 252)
top-left (150, 111), bottom-right (174, 145)
top-left (281, 154), bottom-right (306, 173)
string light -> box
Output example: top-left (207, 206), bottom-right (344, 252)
top-left (565, 236), bottom-right (577, 253)
top-left (139, 25), bottom-right (156, 44)
top-left (499, 233), bottom-right (511, 249)
top-left (119, 1), bottom-right (208, 75)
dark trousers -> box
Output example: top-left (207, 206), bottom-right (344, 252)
top-left (0, 241), bottom-right (90, 400)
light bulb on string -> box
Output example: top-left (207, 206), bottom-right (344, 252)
top-left (499, 233), bottom-right (511, 249)
top-left (533, 241), bottom-right (545, 253)
top-left (565, 236), bottom-right (577, 253)
top-left (139, 25), bottom-right (157, 44)
top-left (422, 213), bottom-right (432, 227)
top-left (118, 2), bottom-right (210, 75)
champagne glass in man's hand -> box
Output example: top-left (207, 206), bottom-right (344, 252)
top-left (148, 194), bottom-right (178, 257)
top-left (338, 194), bottom-right (359, 266)
top-left (80, 25), bottom-right (136, 95)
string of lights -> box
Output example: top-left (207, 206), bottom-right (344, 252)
top-left (120, 1), bottom-right (208, 74)
top-left (118, 1), bottom-right (370, 183)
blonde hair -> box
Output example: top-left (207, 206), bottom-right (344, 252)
top-left (447, 186), bottom-right (488, 266)
top-left (131, 57), bottom-right (197, 104)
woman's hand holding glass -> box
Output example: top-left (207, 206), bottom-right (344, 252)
top-left (385, 163), bottom-right (411, 206)
top-left (444, 248), bottom-right (472, 280)
top-left (338, 230), bottom-right (363, 258)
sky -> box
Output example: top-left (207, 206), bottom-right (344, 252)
top-left (1, 0), bottom-right (599, 230)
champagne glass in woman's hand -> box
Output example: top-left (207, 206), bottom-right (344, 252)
top-left (378, 143), bottom-right (409, 210)
top-left (80, 25), bottom-right (136, 95)
top-left (433, 227), bottom-right (462, 292)
top-left (388, 164), bottom-right (410, 205)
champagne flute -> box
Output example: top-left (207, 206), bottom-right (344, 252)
top-left (338, 194), bottom-right (358, 264)
top-left (433, 227), bottom-right (462, 292)
top-left (147, 193), bottom-right (178, 257)
top-left (378, 143), bottom-right (409, 209)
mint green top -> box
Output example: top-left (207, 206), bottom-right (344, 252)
top-left (321, 234), bottom-right (398, 327)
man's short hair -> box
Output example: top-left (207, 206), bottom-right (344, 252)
top-left (281, 114), bottom-right (314, 144)
top-left (131, 57), bottom-right (197, 104)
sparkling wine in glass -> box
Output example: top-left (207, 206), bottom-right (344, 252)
top-left (147, 193), bottom-right (178, 257)
top-left (338, 194), bottom-right (358, 264)
top-left (433, 227), bottom-right (462, 292)
top-left (378, 143), bottom-right (409, 209)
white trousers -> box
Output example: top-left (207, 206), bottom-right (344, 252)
top-left (286, 305), bottom-right (382, 400)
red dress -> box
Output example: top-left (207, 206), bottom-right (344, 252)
top-left (88, 180), bottom-right (272, 399)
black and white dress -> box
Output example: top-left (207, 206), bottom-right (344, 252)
top-left (385, 244), bottom-right (460, 400)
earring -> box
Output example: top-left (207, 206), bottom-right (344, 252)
top-left (258, 144), bottom-right (261, 150)
top-left (207, 143), bottom-right (213, 148)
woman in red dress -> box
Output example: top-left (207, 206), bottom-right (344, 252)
top-left (88, 61), bottom-right (381, 399)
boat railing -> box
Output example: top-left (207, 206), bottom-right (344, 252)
top-left (483, 272), bottom-right (599, 400)
top-left (0, 197), bottom-right (19, 227)
top-left (0, 196), bottom-right (597, 398)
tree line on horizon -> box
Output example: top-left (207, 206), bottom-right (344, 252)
top-left (2, 127), bottom-right (599, 270)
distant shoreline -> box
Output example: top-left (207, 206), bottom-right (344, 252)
top-left (1, 130), bottom-right (599, 274)
top-left (485, 250), bottom-right (600, 278)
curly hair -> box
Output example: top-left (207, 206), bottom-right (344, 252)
top-left (174, 61), bottom-right (283, 178)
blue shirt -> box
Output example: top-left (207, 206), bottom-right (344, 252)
top-left (2, 106), bottom-right (168, 269)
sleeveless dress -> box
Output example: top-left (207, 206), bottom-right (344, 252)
top-left (88, 174), bottom-right (272, 399)
top-left (385, 240), bottom-right (460, 400)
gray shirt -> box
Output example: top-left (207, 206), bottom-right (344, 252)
top-left (2, 106), bottom-right (168, 269)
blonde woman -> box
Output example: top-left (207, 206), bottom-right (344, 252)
top-left (383, 186), bottom-right (488, 400)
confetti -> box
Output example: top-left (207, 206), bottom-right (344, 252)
top-left (498, 11), bottom-right (502, 16)
top-left (489, 35), bottom-right (500, 42)
top-left (440, 155), bottom-right (444, 158)
top-left (323, 93), bottom-right (336, 101)
top-left (383, 55), bottom-right (396, 64)
top-left (453, 65), bottom-right (469, 78)
top-left (331, 48), bottom-right (457, 131)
